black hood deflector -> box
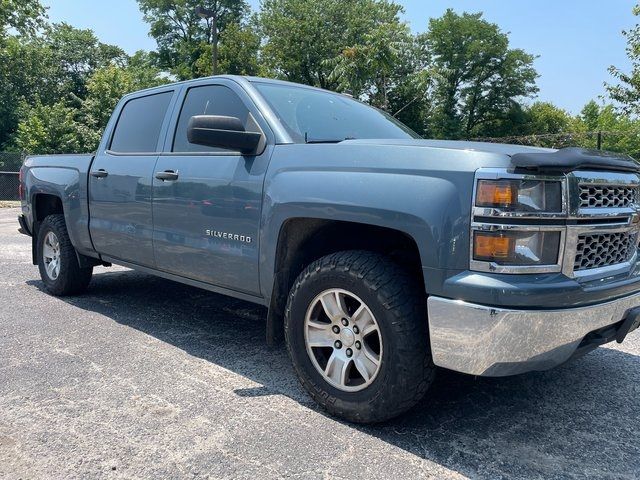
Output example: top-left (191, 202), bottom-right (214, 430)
top-left (511, 147), bottom-right (640, 173)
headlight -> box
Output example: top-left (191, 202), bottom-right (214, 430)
top-left (473, 230), bottom-right (561, 266)
top-left (476, 179), bottom-right (563, 213)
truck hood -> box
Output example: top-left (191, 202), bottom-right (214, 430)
top-left (342, 139), bottom-right (554, 156)
top-left (343, 139), bottom-right (640, 173)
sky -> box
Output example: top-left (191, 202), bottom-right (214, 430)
top-left (41, 0), bottom-right (637, 114)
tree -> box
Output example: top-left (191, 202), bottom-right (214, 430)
top-left (137, 0), bottom-right (249, 80)
top-left (0, 23), bottom-right (130, 149)
top-left (606, 4), bottom-right (640, 115)
top-left (422, 10), bottom-right (538, 139)
top-left (0, 36), bottom-right (61, 147)
top-left (577, 102), bottom-right (640, 158)
top-left (581, 100), bottom-right (601, 131)
top-left (324, 21), bottom-right (416, 110)
top-left (44, 23), bottom-right (128, 100)
top-left (260, 0), bottom-right (404, 89)
top-left (0, 0), bottom-right (46, 37)
top-left (11, 58), bottom-right (168, 154)
top-left (11, 100), bottom-right (87, 154)
top-left (82, 60), bottom-right (168, 133)
top-left (195, 21), bottom-right (261, 76)
top-left (525, 102), bottom-right (574, 135)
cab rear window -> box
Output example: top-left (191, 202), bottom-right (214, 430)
top-left (110, 91), bottom-right (173, 153)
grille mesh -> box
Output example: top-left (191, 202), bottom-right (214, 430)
top-left (579, 185), bottom-right (638, 209)
top-left (574, 232), bottom-right (638, 271)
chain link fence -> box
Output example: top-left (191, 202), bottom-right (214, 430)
top-left (0, 152), bottom-right (24, 201)
top-left (472, 131), bottom-right (640, 159)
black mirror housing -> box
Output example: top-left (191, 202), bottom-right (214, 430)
top-left (187, 115), bottom-right (262, 154)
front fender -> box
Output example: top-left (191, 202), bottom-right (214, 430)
top-left (259, 168), bottom-right (472, 300)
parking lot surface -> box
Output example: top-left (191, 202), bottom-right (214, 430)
top-left (0, 207), bottom-right (639, 479)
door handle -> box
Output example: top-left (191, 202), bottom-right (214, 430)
top-left (91, 169), bottom-right (109, 178)
top-left (155, 170), bottom-right (179, 181)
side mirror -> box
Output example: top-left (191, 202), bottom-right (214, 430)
top-left (187, 115), bottom-right (262, 154)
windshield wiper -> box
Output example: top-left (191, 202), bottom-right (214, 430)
top-left (304, 133), bottom-right (355, 144)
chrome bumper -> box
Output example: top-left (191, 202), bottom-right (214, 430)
top-left (427, 292), bottom-right (640, 377)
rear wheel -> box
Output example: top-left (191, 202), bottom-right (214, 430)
top-left (285, 250), bottom-right (435, 423)
top-left (37, 214), bottom-right (92, 296)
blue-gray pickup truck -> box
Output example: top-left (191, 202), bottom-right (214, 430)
top-left (18, 76), bottom-right (640, 423)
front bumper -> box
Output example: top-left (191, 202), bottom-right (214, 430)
top-left (427, 292), bottom-right (640, 377)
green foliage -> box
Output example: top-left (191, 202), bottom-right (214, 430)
top-left (606, 4), bottom-right (640, 115)
top-left (324, 20), bottom-right (416, 109)
top-left (12, 101), bottom-right (87, 154)
top-left (422, 10), bottom-right (538, 139)
top-left (0, 22), bottom-right (137, 148)
top-left (84, 57), bottom-right (168, 129)
top-left (195, 22), bottom-right (261, 76)
top-left (44, 22), bottom-right (128, 99)
top-left (260, 0), bottom-right (404, 89)
top-left (387, 69), bottom-right (433, 136)
top-left (136, 0), bottom-right (249, 80)
top-left (578, 102), bottom-right (640, 158)
top-left (524, 102), bottom-right (575, 135)
top-left (3, 0), bottom-right (640, 158)
top-left (11, 56), bottom-right (168, 154)
top-left (0, 36), bottom-right (58, 147)
top-left (0, 0), bottom-right (46, 37)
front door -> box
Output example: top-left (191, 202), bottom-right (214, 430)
top-left (89, 90), bottom-right (174, 267)
top-left (152, 83), bottom-right (270, 295)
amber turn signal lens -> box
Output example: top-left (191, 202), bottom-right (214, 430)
top-left (474, 233), bottom-right (514, 261)
top-left (476, 180), bottom-right (517, 208)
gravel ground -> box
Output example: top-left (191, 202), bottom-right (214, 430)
top-left (0, 207), bottom-right (639, 479)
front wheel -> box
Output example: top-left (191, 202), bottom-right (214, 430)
top-left (285, 251), bottom-right (435, 423)
top-left (37, 214), bottom-right (93, 296)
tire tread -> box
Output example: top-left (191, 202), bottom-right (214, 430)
top-left (37, 214), bottom-right (92, 296)
top-left (285, 250), bottom-right (435, 423)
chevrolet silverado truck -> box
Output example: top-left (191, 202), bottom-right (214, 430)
top-left (18, 76), bottom-right (640, 423)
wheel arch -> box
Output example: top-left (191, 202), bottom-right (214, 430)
top-left (31, 193), bottom-right (64, 265)
top-left (265, 217), bottom-right (425, 345)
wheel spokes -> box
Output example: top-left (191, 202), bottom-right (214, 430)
top-left (319, 290), bottom-right (348, 320)
top-left (43, 232), bottom-right (61, 280)
top-left (42, 244), bottom-right (54, 260)
top-left (353, 305), bottom-right (377, 337)
top-left (45, 259), bottom-right (58, 279)
top-left (362, 342), bottom-right (380, 366)
top-left (325, 352), bottom-right (350, 387)
top-left (306, 321), bottom-right (335, 348)
top-left (354, 353), bottom-right (378, 382)
top-left (304, 288), bottom-right (383, 392)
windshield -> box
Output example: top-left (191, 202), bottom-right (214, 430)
top-left (253, 82), bottom-right (421, 143)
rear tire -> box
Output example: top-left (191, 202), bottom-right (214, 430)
top-left (285, 250), bottom-right (435, 423)
top-left (37, 214), bottom-right (92, 296)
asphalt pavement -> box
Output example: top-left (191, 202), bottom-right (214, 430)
top-left (0, 206), bottom-right (639, 479)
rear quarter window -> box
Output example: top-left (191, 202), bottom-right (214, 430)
top-left (109, 91), bottom-right (173, 153)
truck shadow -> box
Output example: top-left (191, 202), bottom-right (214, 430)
top-left (28, 269), bottom-right (640, 478)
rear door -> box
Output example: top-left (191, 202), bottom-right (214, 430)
top-left (152, 80), bottom-right (273, 295)
top-left (89, 89), bottom-right (175, 267)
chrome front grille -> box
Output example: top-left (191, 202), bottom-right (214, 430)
top-left (579, 184), bottom-right (638, 209)
top-left (574, 232), bottom-right (638, 271)
top-left (471, 169), bottom-right (640, 279)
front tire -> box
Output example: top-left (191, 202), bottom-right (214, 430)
top-left (37, 214), bottom-right (93, 296)
top-left (285, 251), bottom-right (435, 423)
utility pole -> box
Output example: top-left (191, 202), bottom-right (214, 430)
top-left (196, 5), bottom-right (218, 76)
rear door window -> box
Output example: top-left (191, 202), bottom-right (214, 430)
top-left (110, 91), bottom-right (173, 153)
top-left (172, 85), bottom-right (251, 153)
